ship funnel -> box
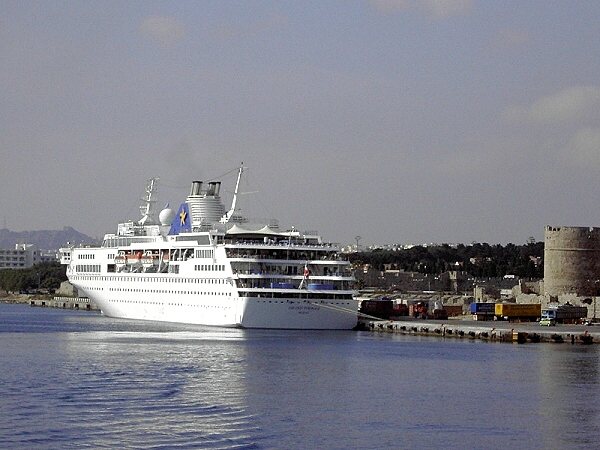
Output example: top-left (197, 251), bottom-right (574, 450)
top-left (190, 181), bottom-right (203, 196)
top-left (207, 181), bottom-right (220, 197)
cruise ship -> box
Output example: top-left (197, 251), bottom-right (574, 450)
top-left (60, 166), bottom-right (358, 329)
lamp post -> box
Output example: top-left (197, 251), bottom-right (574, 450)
top-left (595, 280), bottom-right (598, 320)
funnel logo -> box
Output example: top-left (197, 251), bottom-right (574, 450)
top-left (169, 203), bottom-right (191, 235)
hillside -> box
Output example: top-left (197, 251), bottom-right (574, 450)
top-left (0, 227), bottom-right (97, 250)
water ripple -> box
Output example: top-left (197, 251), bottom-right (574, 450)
top-left (3, 305), bottom-right (600, 449)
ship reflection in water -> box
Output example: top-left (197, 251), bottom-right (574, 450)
top-left (63, 326), bottom-right (257, 448)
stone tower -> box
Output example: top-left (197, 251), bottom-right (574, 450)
top-left (544, 226), bottom-right (600, 296)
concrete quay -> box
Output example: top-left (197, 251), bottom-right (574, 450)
top-left (1, 295), bottom-right (99, 312)
top-left (357, 318), bottom-right (599, 344)
top-left (0, 294), bottom-right (100, 311)
top-left (30, 296), bottom-right (99, 311)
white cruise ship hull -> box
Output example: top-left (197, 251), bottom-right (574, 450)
top-left (238, 297), bottom-right (359, 329)
top-left (78, 287), bottom-right (358, 329)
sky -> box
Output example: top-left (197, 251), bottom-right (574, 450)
top-left (2, 0), bottom-right (600, 246)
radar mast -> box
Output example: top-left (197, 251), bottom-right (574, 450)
top-left (221, 163), bottom-right (244, 223)
top-left (138, 177), bottom-right (159, 226)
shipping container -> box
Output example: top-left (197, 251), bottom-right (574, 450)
top-left (359, 299), bottom-right (394, 319)
top-left (470, 302), bottom-right (496, 314)
top-left (495, 303), bottom-right (541, 320)
top-left (444, 305), bottom-right (463, 317)
top-left (391, 303), bottom-right (409, 316)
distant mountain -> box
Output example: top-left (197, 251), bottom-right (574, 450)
top-left (0, 227), bottom-right (97, 250)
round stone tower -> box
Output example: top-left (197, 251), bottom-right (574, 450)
top-left (544, 226), bottom-right (600, 296)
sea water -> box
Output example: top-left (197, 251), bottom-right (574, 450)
top-left (1, 303), bottom-right (599, 449)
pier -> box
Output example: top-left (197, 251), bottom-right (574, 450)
top-left (357, 318), bottom-right (598, 344)
top-left (1, 295), bottom-right (99, 312)
top-left (30, 296), bottom-right (99, 311)
top-left (0, 295), bottom-right (100, 311)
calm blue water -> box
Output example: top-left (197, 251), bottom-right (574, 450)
top-left (1, 303), bottom-right (599, 449)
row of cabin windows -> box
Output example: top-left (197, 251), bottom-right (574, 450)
top-left (195, 264), bottom-right (225, 271)
top-left (242, 292), bottom-right (353, 299)
top-left (76, 265), bottom-right (101, 273)
top-left (71, 275), bottom-right (230, 285)
top-left (108, 287), bottom-right (232, 296)
top-left (109, 299), bottom-right (232, 307)
top-left (81, 251), bottom-right (216, 261)
top-left (195, 249), bottom-right (214, 258)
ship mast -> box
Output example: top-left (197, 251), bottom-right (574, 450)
top-left (220, 163), bottom-right (244, 223)
top-left (138, 177), bottom-right (159, 226)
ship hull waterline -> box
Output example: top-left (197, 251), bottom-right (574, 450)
top-left (83, 290), bottom-right (359, 330)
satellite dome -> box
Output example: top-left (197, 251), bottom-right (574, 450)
top-left (159, 206), bottom-right (175, 226)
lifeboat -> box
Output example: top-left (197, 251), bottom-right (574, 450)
top-left (141, 251), bottom-right (158, 268)
top-left (127, 251), bottom-right (143, 265)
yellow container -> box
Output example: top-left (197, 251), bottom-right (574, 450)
top-left (495, 303), bottom-right (541, 318)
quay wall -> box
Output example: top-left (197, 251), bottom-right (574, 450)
top-left (32, 296), bottom-right (99, 311)
top-left (359, 318), bottom-right (598, 345)
top-left (1, 294), bottom-right (98, 311)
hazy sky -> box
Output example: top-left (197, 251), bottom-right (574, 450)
top-left (2, 1), bottom-right (600, 246)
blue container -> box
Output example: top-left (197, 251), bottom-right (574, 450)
top-left (470, 302), bottom-right (496, 314)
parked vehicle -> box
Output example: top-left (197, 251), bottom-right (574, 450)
top-left (541, 305), bottom-right (587, 324)
top-left (471, 302), bottom-right (496, 321)
top-left (495, 303), bottom-right (541, 322)
top-left (539, 317), bottom-right (556, 326)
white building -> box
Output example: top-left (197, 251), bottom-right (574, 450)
top-left (0, 244), bottom-right (56, 269)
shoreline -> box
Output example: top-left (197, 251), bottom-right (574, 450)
top-left (1, 294), bottom-right (99, 311)
top-left (358, 317), bottom-right (599, 344)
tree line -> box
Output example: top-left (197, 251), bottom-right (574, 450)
top-left (0, 262), bottom-right (67, 293)
top-left (348, 242), bottom-right (544, 279)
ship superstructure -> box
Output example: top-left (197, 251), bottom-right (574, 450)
top-left (60, 166), bottom-right (358, 329)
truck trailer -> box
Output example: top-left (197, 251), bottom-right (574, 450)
top-left (495, 303), bottom-right (541, 322)
top-left (540, 305), bottom-right (587, 325)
